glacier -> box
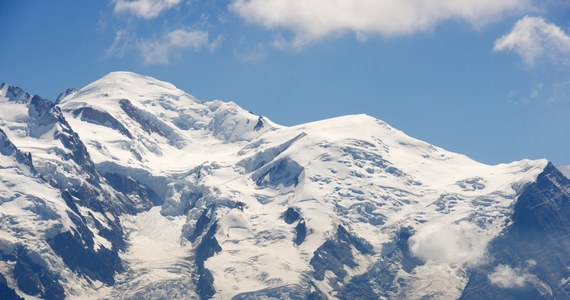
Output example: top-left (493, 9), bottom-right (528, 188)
top-left (0, 72), bottom-right (569, 299)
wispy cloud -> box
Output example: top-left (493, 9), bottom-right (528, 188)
top-left (488, 261), bottom-right (552, 293)
top-left (230, 0), bottom-right (531, 48)
top-left (138, 29), bottom-right (218, 65)
top-left (488, 264), bottom-right (536, 288)
top-left (105, 30), bottom-right (134, 58)
top-left (507, 80), bottom-right (570, 105)
top-left (494, 16), bottom-right (570, 67)
top-left (113, 0), bottom-right (182, 19)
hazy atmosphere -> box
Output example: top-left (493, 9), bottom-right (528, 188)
top-left (1, 0), bottom-right (569, 165)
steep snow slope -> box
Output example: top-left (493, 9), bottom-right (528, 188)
top-left (0, 128), bottom-right (117, 299)
top-left (0, 82), bottom-right (143, 299)
top-left (0, 73), bottom-right (566, 300)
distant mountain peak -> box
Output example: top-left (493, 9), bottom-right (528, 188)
top-left (56, 88), bottom-right (77, 104)
top-left (0, 82), bottom-right (32, 104)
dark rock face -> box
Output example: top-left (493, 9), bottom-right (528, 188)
top-left (337, 227), bottom-right (424, 299)
top-left (2, 246), bottom-right (65, 300)
top-left (188, 206), bottom-right (222, 300)
top-left (240, 132), bottom-right (306, 173)
top-left (55, 88), bottom-right (77, 104)
top-left (294, 219), bottom-right (307, 245)
top-left (1, 83), bottom-right (31, 103)
top-left (232, 282), bottom-right (327, 300)
top-left (253, 158), bottom-right (304, 188)
top-left (283, 207), bottom-right (301, 224)
top-left (385, 227), bottom-right (424, 273)
top-left (71, 107), bottom-right (133, 138)
top-left (47, 212), bottom-right (123, 286)
top-left (310, 225), bottom-right (373, 282)
top-left (460, 163), bottom-right (570, 299)
top-left (119, 98), bottom-right (183, 147)
top-left (253, 116), bottom-right (264, 131)
top-left (29, 96), bottom-right (57, 126)
top-left (232, 285), bottom-right (308, 299)
top-left (103, 172), bottom-right (162, 209)
top-left (0, 273), bottom-right (23, 300)
top-left (188, 206), bottom-right (214, 243)
top-left (195, 222), bottom-right (222, 300)
top-left (26, 95), bottom-right (100, 183)
top-left (52, 110), bottom-right (99, 179)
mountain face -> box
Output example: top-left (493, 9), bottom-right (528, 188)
top-left (0, 73), bottom-right (569, 299)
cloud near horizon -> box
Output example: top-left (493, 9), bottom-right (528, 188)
top-left (230, 0), bottom-right (531, 47)
top-left (113, 0), bottom-right (182, 19)
top-left (494, 16), bottom-right (570, 67)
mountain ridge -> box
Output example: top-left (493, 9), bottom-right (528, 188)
top-left (0, 72), bottom-right (567, 299)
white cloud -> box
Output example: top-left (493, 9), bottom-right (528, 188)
top-left (138, 29), bottom-right (215, 64)
top-left (408, 221), bottom-right (488, 266)
top-left (494, 16), bottom-right (570, 67)
top-left (113, 0), bottom-right (182, 19)
top-left (230, 0), bottom-right (530, 47)
top-left (488, 264), bottom-right (538, 289)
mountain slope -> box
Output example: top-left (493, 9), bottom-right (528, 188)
top-left (0, 73), bottom-right (567, 299)
top-left (461, 164), bottom-right (570, 299)
top-left (0, 127), bottom-right (113, 299)
top-left (0, 82), bottom-right (142, 298)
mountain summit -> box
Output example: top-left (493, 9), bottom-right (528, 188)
top-left (0, 72), bottom-right (569, 300)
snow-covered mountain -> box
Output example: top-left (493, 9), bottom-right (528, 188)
top-left (1, 72), bottom-right (569, 300)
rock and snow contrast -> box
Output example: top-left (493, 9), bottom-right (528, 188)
top-left (0, 72), bottom-right (569, 299)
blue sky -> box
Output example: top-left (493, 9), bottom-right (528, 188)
top-left (1, 0), bottom-right (569, 165)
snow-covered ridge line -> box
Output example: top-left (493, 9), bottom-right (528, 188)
top-left (1, 71), bottom-right (566, 300)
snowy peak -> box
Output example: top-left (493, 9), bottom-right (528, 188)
top-left (0, 72), bottom-right (567, 300)
top-left (59, 71), bottom-right (197, 105)
top-left (0, 83), bottom-right (32, 104)
top-left (57, 72), bottom-right (279, 174)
